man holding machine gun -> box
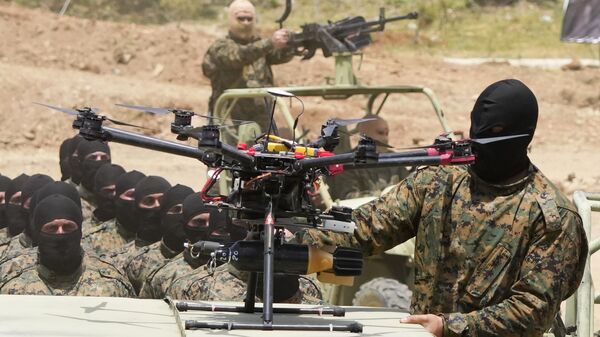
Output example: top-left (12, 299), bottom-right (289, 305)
top-left (202, 0), bottom-right (295, 130)
top-left (300, 79), bottom-right (588, 337)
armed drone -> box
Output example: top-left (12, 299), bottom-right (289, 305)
top-left (36, 90), bottom-right (526, 333)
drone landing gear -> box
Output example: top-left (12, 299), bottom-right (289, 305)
top-left (177, 200), bottom-right (363, 333)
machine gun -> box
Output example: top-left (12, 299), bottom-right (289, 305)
top-left (287, 8), bottom-right (418, 60)
top-left (37, 91), bottom-right (526, 333)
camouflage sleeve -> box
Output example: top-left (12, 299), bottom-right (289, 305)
top-left (296, 170), bottom-right (423, 255)
top-left (443, 208), bottom-right (588, 337)
top-left (202, 38), bottom-right (274, 78)
top-left (351, 171), bottom-right (422, 256)
top-left (266, 46), bottom-right (295, 65)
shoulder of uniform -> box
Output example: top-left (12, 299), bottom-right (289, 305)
top-left (82, 222), bottom-right (111, 237)
top-left (0, 263), bottom-right (38, 286)
top-left (531, 169), bottom-right (579, 231)
top-left (86, 255), bottom-right (128, 279)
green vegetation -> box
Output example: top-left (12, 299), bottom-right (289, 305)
top-left (5, 0), bottom-right (597, 58)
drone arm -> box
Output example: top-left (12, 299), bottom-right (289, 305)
top-left (101, 126), bottom-right (206, 160)
top-left (347, 153), bottom-right (461, 169)
top-left (220, 142), bottom-right (256, 167)
top-left (294, 152), bottom-right (355, 171)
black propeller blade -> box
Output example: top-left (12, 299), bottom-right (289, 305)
top-left (35, 102), bottom-right (146, 129)
top-left (395, 133), bottom-right (531, 151)
top-left (116, 103), bottom-right (250, 124)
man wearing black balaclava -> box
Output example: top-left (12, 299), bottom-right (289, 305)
top-left (0, 194), bottom-right (134, 297)
top-left (139, 193), bottom-right (212, 299)
top-left (99, 175), bottom-right (171, 275)
top-left (3, 173), bottom-right (29, 239)
top-left (0, 181), bottom-right (82, 272)
top-left (126, 184), bottom-right (194, 295)
top-left (0, 174), bottom-right (12, 237)
top-left (81, 170), bottom-right (145, 256)
top-left (297, 79), bottom-right (588, 337)
top-left (73, 139), bottom-right (111, 207)
top-left (90, 163), bottom-right (126, 225)
top-left (59, 136), bottom-right (75, 182)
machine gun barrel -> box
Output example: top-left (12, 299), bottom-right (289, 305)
top-left (101, 126), bottom-right (206, 160)
top-left (332, 11), bottom-right (418, 34)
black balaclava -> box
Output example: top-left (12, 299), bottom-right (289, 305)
top-left (67, 136), bottom-right (84, 184)
top-left (469, 79), bottom-right (538, 183)
top-left (28, 181), bottom-right (82, 246)
top-left (182, 193), bottom-right (211, 244)
top-left (134, 176), bottom-right (171, 244)
top-left (208, 209), bottom-right (246, 243)
top-left (59, 137), bottom-right (74, 181)
top-left (19, 174), bottom-right (54, 239)
top-left (5, 174), bottom-right (30, 236)
top-left (115, 170), bottom-right (146, 233)
top-left (0, 174), bottom-right (12, 229)
top-left (160, 184), bottom-right (194, 253)
top-left (93, 164), bottom-right (126, 222)
top-left (76, 140), bottom-right (111, 191)
top-left (34, 194), bottom-right (83, 275)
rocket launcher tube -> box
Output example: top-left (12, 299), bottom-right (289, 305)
top-left (205, 240), bottom-right (362, 277)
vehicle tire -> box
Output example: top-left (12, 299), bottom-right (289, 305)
top-left (352, 277), bottom-right (412, 310)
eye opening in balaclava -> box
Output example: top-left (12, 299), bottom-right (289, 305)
top-left (93, 163), bottom-right (126, 222)
top-left (0, 174), bottom-right (12, 229)
top-left (182, 193), bottom-right (212, 244)
top-left (33, 194), bottom-right (83, 275)
top-left (28, 181), bottom-right (82, 246)
top-left (159, 184), bottom-right (195, 253)
top-left (469, 79), bottom-right (538, 183)
top-left (114, 170), bottom-right (146, 233)
top-left (133, 176), bottom-right (171, 244)
top-left (75, 140), bottom-right (111, 192)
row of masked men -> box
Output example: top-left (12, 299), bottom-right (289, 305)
top-left (0, 135), bottom-right (322, 303)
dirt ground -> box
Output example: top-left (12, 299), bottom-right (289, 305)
top-left (1, 3), bottom-right (599, 329)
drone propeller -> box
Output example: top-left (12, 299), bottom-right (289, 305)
top-left (35, 102), bottom-right (146, 129)
top-left (338, 130), bottom-right (394, 149)
top-left (34, 102), bottom-right (97, 116)
top-left (116, 103), bottom-right (250, 124)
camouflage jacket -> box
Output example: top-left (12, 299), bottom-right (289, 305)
top-left (300, 165), bottom-right (588, 337)
top-left (202, 33), bottom-right (295, 127)
top-left (0, 232), bottom-right (34, 264)
top-left (125, 240), bottom-right (178, 295)
top-left (100, 238), bottom-right (156, 276)
top-left (81, 218), bottom-right (135, 256)
top-left (139, 249), bottom-right (204, 299)
top-left (0, 250), bottom-right (37, 284)
top-left (167, 263), bottom-right (323, 304)
top-left (326, 165), bottom-right (409, 200)
top-left (0, 253), bottom-right (135, 297)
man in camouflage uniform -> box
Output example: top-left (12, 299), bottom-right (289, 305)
top-left (61, 135), bottom-right (95, 220)
top-left (202, 0), bottom-right (295, 131)
top-left (299, 79), bottom-right (588, 337)
top-left (125, 184), bottom-right (194, 295)
top-left (81, 170), bottom-right (145, 255)
top-left (0, 195), bottom-right (134, 297)
top-left (0, 174), bottom-right (54, 259)
top-left (327, 115), bottom-right (409, 200)
top-left (101, 175), bottom-right (171, 275)
top-left (139, 194), bottom-right (218, 299)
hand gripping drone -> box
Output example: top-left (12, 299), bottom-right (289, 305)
top-left (37, 92), bottom-right (526, 333)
